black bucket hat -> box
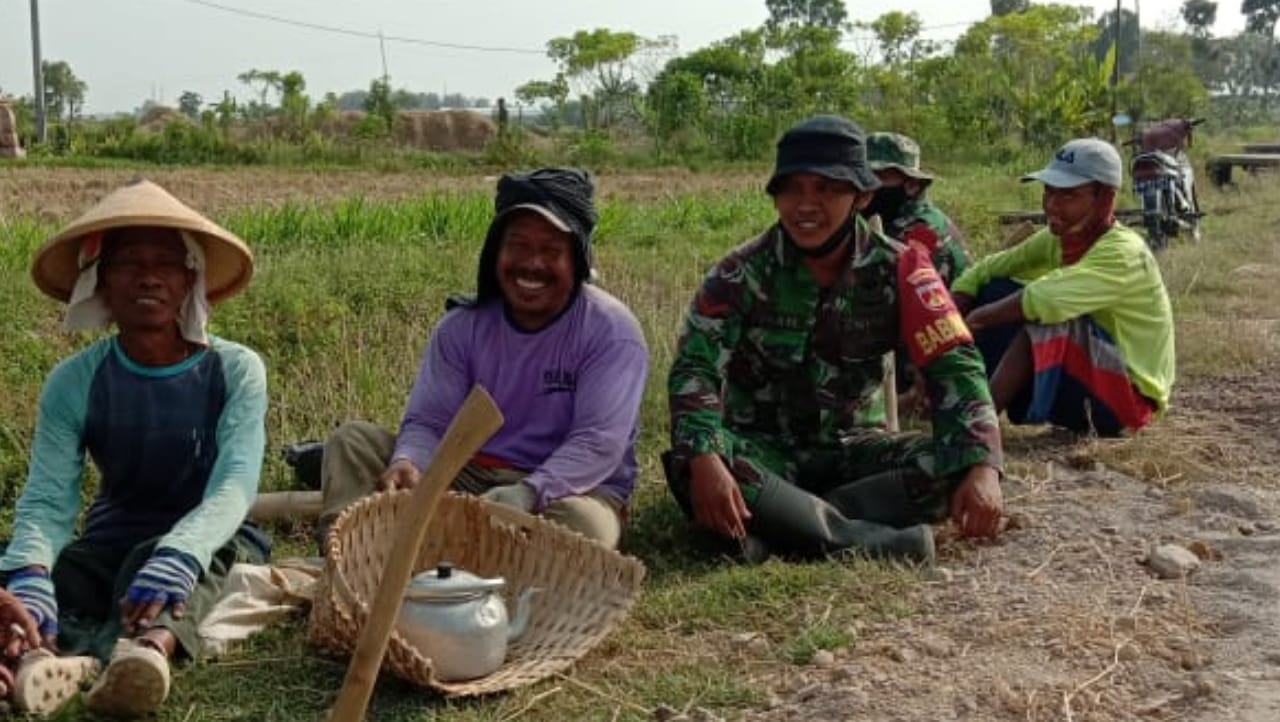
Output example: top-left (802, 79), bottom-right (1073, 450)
top-left (475, 167), bottom-right (597, 302)
top-left (766, 115), bottom-right (881, 195)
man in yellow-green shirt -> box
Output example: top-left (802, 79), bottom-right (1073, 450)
top-left (951, 138), bottom-right (1175, 436)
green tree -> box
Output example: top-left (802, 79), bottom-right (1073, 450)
top-left (279, 71), bottom-right (310, 138)
top-left (1182, 1), bottom-right (1221, 88)
top-left (990, 0), bottom-right (1030, 16)
top-left (543, 28), bottom-right (667, 128)
top-left (1094, 9), bottom-right (1141, 76)
top-left (948, 5), bottom-right (1111, 145)
top-left (41, 60), bottom-right (87, 125)
top-left (1121, 31), bottom-right (1209, 120)
top-left (515, 76), bottom-right (571, 127)
top-left (178, 91), bottom-right (203, 120)
top-left (364, 78), bottom-right (395, 133)
top-left (863, 11), bottom-right (925, 65)
top-left (213, 91), bottom-right (237, 136)
top-left (1243, 0), bottom-right (1280, 36)
top-left (764, 0), bottom-right (848, 31)
top-left (236, 68), bottom-right (282, 120)
top-left (1182, 0), bottom-right (1218, 35)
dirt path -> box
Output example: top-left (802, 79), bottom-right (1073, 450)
top-left (739, 372), bottom-right (1280, 722)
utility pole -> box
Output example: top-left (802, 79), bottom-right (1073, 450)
top-left (29, 0), bottom-right (46, 143)
top-left (1110, 0), bottom-right (1121, 143)
top-left (379, 30), bottom-right (389, 85)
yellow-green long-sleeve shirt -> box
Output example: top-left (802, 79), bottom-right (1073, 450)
top-left (952, 224), bottom-right (1175, 412)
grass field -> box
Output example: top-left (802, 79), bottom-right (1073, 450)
top-left (1, 157), bottom-right (1278, 721)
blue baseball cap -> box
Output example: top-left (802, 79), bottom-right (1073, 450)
top-left (1022, 138), bottom-right (1123, 189)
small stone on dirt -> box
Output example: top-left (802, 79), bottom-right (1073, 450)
top-left (689, 707), bottom-right (723, 722)
top-left (1256, 520), bottom-right (1279, 533)
top-left (888, 646), bottom-right (916, 664)
top-left (811, 650), bottom-right (836, 668)
top-left (747, 636), bottom-right (771, 654)
top-left (916, 635), bottom-right (956, 658)
top-left (828, 664), bottom-right (855, 682)
top-left (1194, 488), bottom-right (1264, 520)
top-left (1186, 539), bottom-right (1223, 561)
top-left (923, 566), bottom-right (954, 583)
top-left (730, 632), bottom-right (759, 649)
top-left (792, 682), bottom-right (823, 703)
top-left (1004, 511), bottom-right (1030, 531)
top-left (1180, 648), bottom-right (1209, 670)
top-left (652, 704), bottom-right (681, 722)
top-left (1148, 544), bottom-right (1202, 579)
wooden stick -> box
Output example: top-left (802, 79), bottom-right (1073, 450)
top-left (883, 353), bottom-right (899, 433)
top-left (1000, 220), bottom-right (1037, 249)
top-left (865, 215), bottom-right (902, 432)
top-left (247, 491), bottom-right (323, 522)
top-left (325, 386), bottom-right (504, 722)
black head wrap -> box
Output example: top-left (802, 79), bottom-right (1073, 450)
top-left (474, 167), bottom-right (597, 303)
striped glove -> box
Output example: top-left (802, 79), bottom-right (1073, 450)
top-left (126, 549), bottom-right (201, 609)
top-left (6, 569), bottom-right (58, 638)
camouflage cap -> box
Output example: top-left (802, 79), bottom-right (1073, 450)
top-left (866, 132), bottom-right (933, 181)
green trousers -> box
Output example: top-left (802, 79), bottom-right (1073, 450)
top-left (49, 529), bottom-right (268, 662)
top-left (319, 421), bottom-right (624, 548)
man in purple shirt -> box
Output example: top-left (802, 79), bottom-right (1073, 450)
top-left (319, 168), bottom-right (648, 548)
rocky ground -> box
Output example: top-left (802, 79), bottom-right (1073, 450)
top-left (721, 371), bottom-right (1280, 722)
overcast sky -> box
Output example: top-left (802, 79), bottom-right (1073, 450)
top-left (0, 0), bottom-right (1251, 115)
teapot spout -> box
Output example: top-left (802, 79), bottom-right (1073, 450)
top-left (507, 587), bottom-right (541, 642)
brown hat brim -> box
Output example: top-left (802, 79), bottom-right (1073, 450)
top-left (31, 179), bottom-right (253, 304)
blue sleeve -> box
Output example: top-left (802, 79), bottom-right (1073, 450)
top-left (0, 346), bottom-right (104, 571)
top-left (158, 341), bottom-right (267, 573)
top-left (392, 313), bottom-right (472, 470)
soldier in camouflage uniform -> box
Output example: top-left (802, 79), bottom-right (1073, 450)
top-left (864, 132), bottom-right (970, 287)
top-left (663, 115), bottom-right (1004, 564)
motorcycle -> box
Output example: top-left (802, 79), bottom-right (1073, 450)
top-left (1125, 117), bottom-right (1205, 251)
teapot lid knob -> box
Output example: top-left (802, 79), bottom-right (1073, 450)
top-left (436, 562), bottom-right (454, 579)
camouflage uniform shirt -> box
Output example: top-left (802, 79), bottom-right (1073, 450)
top-left (883, 197), bottom-right (971, 288)
top-left (669, 217), bottom-right (1001, 482)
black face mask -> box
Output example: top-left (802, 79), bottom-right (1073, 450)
top-left (860, 184), bottom-right (912, 225)
top-left (784, 214), bottom-right (857, 259)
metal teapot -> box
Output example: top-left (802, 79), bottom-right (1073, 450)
top-left (395, 561), bottom-right (537, 681)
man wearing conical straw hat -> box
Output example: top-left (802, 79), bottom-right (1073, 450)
top-left (0, 178), bottom-right (271, 717)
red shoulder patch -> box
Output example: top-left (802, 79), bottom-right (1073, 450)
top-left (901, 222), bottom-right (940, 253)
top-left (897, 244), bottom-right (972, 368)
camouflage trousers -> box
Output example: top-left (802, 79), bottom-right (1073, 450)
top-left (663, 428), bottom-right (958, 529)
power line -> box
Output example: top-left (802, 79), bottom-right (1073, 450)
top-left (176, 0), bottom-right (545, 55)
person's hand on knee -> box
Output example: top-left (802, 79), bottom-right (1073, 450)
top-left (378, 458), bottom-right (421, 492)
top-left (481, 483), bottom-right (537, 513)
top-left (120, 549), bottom-right (200, 635)
top-left (688, 454), bottom-right (752, 539)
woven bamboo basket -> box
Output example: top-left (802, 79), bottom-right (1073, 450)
top-left (307, 491), bottom-right (646, 697)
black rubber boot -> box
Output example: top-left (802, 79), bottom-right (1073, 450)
top-left (820, 468), bottom-right (925, 529)
top-left (749, 476), bottom-right (934, 564)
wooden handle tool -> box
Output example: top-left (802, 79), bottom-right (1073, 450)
top-left (326, 385), bottom-right (504, 722)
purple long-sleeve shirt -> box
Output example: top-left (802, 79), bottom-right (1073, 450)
top-left (391, 285), bottom-right (649, 510)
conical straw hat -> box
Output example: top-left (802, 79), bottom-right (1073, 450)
top-left (31, 178), bottom-right (253, 303)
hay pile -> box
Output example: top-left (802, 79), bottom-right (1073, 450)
top-left (0, 100), bottom-right (24, 158)
top-left (394, 109), bottom-right (496, 151)
top-left (139, 105), bottom-right (188, 132)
